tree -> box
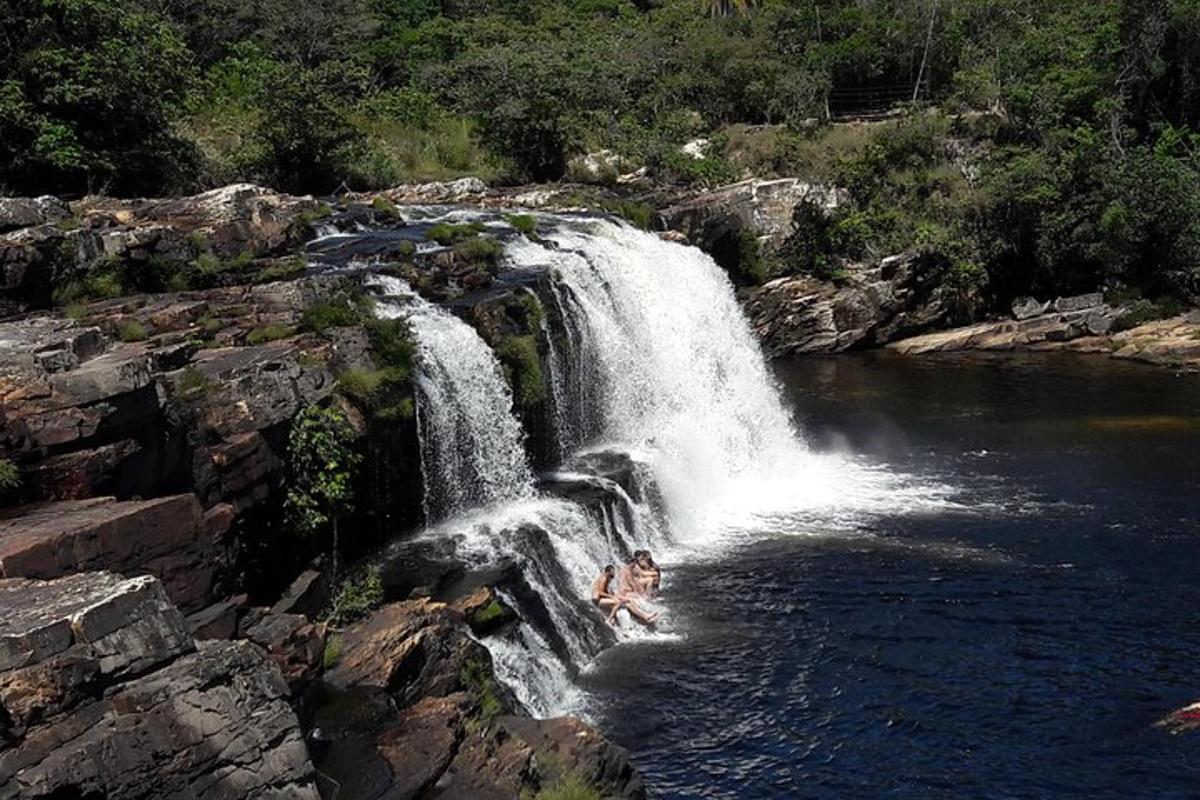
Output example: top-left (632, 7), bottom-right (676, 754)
top-left (0, 0), bottom-right (197, 195)
top-left (702, 0), bottom-right (754, 18)
top-left (285, 405), bottom-right (362, 579)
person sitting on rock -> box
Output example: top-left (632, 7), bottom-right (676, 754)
top-left (638, 550), bottom-right (662, 594)
top-left (592, 564), bottom-right (657, 628)
top-left (619, 555), bottom-right (648, 598)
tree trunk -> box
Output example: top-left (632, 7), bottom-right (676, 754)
top-left (331, 515), bottom-right (340, 582)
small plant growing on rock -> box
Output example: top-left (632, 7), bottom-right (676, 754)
top-left (425, 221), bottom-right (484, 245)
top-left (496, 335), bottom-right (546, 407)
top-left (370, 195), bottom-right (402, 220)
top-left (0, 458), bottom-right (21, 502)
top-left (300, 298), bottom-right (366, 333)
top-left (245, 324), bottom-right (297, 345)
top-left (326, 565), bottom-right (384, 627)
top-left (460, 657), bottom-right (504, 722)
top-left (506, 214), bottom-right (538, 238)
top-left (286, 405), bottom-right (361, 579)
top-left (453, 235), bottom-right (504, 265)
top-left (117, 319), bottom-right (150, 342)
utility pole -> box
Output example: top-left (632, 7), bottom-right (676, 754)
top-left (913, 0), bottom-right (940, 103)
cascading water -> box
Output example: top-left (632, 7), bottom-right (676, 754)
top-left (369, 274), bottom-right (535, 520)
top-left (368, 213), bottom-right (950, 720)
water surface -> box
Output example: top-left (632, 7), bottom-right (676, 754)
top-left (585, 352), bottom-right (1200, 799)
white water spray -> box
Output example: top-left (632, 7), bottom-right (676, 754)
top-left (370, 275), bottom-right (535, 520)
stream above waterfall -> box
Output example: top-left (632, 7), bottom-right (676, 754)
top-left (585, 351), bottom-right (1200, 799)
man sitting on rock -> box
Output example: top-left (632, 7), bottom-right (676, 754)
top-left (593, 564), bottom-right (657, 628)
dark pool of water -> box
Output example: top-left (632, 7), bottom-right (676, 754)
top-left (584, 352), bottom-right (1200, 799)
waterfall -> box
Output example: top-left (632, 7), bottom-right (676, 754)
top-left (367, 214), bottom-right (948, 720)
top-left (369, 275), bottom-right (535, 521)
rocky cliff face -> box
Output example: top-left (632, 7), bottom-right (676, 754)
top-left (745, 252), bottom-right (953, 356)
top-left (0, 571), bottom-right (320, 799)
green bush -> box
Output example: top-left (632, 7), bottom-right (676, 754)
top-left (426, 222), bottom-right (485, 245)
top-left (326, 565), bottom-right (384, 627)
top-left (459, 657), bottom-right (504, 722)
top-left (245, 324), bottom-right (296, 345)
top-left (371, 195), bottom-right (402, 220)
top-left (0, 458), bottom-right (21, 499)
top-left (534, 777), bottom-right (602, 800)
top-left (453, 235), bottom-right (504, 264)
top-left (301, 299), bottom-right (365, 333)
top-left (117, 319), bottom-right (150, 342)
top-left (506, 214), bottom-right (538, 237)
top-left (496, 335), bottom-right (545, 407)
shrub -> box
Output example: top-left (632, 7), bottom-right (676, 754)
top-left (245, 324), bottom-right (296, 345)
top-left (0, 458), bottom-right (21, 499)
top-left (370, 195), bottom-right (402, 220)
top-left (301, 299), bottom-right (365, 333)
top-left (426, 222), bottom-right (485, 245)
top-left (326, 565), bottom-right (384, 627)
top-left (453, 235), bottom-right (504, 265)
top-left (322, 635), bottom-right (344, 669)
top-left (506, 214), bottom-right (538, 237)
top-left (496, 335), bottom-right (545, 407)
top-left (534, 777), bottom-right (602, 800)
top-left (364, 317), bottom-right (418, 375)
top-left (459, 657), bottom-right (504, 722)
top-left (176, 365), bottom-right (214, 395)
top-left (117, 319), bottom-right (150, 342)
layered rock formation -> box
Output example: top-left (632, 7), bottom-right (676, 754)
top-left (890, 297), bottom-right (1200, 371)
top-left (745, 252), bottom-right (953, 356)
top-left (0, 571), bottom-right (320, 799)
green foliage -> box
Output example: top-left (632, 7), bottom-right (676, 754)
top-left (245, 324), bottom-right (297, 345)
top-left (117, 319), bottom-right (150, 342)
top-left (326, 565), bottom-right (384, 626)
top-left (0, 458), bottom-right (22, 499)
top-left (285, 405), bottom-right (361, 537)
top-left (496, 335), bottom-right (545, 407)
top-left (426, 222), bottom-right (485, 245)
top-left (176, 365), bottom-right (216, 396)
top-left (453, 235), bottom-right (504, 264)
top-left (371, 195), bottom-right (402, 219)
top-left (339, 317), bottom-right (418, 420)
top-left (301, 299), bottom-right (366, 333)
top-left (534, 777), bottom-right (602, 800)
top-left (322, 635), bottom-right (344, 668)
top-left (506, 214), bottom-right (538, 238)
top-left (365, 317), bottom-right (418, 374)
top-left (0, 0), bottom-right (197, 195)
top-left (459, 657), bottom-right (504, 722)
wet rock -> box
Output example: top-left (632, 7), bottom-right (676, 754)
top-left (746, 252), bottom-right (952, 356)
top-left (452, 587), bottom-right (517, 637)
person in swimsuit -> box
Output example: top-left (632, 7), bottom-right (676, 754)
top-left (592, 564), bottom-right (658, 627)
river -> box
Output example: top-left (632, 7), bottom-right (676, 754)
top-left (584, 351), bottom-right (1200, 799)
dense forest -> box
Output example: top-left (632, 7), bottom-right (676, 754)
top-left (4, 0), bottom-right (1200, 307)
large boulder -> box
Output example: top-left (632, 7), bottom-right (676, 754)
top-left (656, 178), bottom-right (848, 260)
top-left (0, 571), bottom-right (321, 799)
top-left (746, 252), bottom-right (952, 356)
top-left (325, 599), bottom-right (489, 706)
